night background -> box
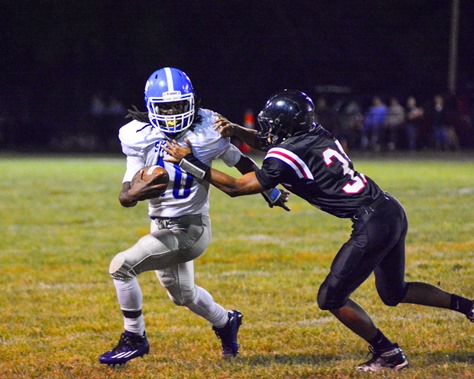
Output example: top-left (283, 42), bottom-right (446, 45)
top-left (2, 0), bottom-right (473, 151)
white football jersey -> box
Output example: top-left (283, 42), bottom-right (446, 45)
top-left (119, 109), bottom-right (242, 218)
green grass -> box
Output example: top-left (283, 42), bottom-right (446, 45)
top-left (0, 153), bottom-right (473, 378)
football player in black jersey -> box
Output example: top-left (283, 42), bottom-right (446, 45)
top-left (164, 90), bottom-right (473, 372)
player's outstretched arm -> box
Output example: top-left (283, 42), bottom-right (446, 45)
top-left (234, 155), bottom-right (289, 211)
top-left (209, 169), bottom-right (264, 198)
top-left (234, 154), bottom-right (259, 174)
top-left (163, 139), bottom-right (290, 211)
top-left (214, 114), bottom-right (259, 148)
top-left (163, 139), bottom-right (263, 197)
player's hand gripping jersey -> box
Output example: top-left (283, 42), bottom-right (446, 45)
top-left (119, 109), bottom-right (242, 218)
top-left (256, 125), bottom-right (383, 218)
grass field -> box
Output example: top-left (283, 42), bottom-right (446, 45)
top-left (0, 152), bottom-right (473, 379)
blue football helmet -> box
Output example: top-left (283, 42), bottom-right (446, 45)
top-left (144, 67), bottom-right (195, 134)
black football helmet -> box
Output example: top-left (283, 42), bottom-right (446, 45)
top-left (257, 89), bottom-right (316, 148)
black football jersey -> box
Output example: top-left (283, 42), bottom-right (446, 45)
top-left (255, 125), bottom-right (384, 218)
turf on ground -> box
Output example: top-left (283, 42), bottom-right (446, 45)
top-left (0, 153), bottom-right (472, 378)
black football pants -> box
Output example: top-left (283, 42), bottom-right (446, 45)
top-left (317, 194), bottom-right (409, 310)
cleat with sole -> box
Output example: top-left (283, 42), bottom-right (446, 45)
top-left (99, 331), bottom-right (150, 366)
top-left (357, 343), bottom-right (408, 372)
top-left (213, 310), bottom-right (243, 359)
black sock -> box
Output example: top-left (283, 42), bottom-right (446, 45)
top-left (449, 294), bottom-right (473, 315)
top-left (368, 329), bottom-right (394, 352)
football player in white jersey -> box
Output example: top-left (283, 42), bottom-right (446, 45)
top-left (99, 67), bottom-right (288, 366)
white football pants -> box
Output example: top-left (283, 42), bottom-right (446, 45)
top-left (109, 214), bottom-right (228, 333)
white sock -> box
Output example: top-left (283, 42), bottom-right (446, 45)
top-left (186, 286), bottom-right (228, 328)
top-left (113, 278), bottom-right (145, 335)
top-left (123, 314), bottom-right (145, 336)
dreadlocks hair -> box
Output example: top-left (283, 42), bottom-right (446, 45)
top-left (125, 105), bottom-right (149, 122)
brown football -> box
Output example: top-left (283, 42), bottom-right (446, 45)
top-left (132, 165), bottom-right (169, 184)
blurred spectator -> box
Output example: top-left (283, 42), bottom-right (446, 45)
top-left (384, 97), bottom-right (405, 151)
top-left (335, 99), bottom-right (363, 151)
top-left (107, 96), bottom-right (126, 118)
top-left (315, 97), bottom-right (337, 134)
top-left (361, 95), bottom-right (387, 151)
top-left (105, 96), bottom-right (126, 150)
top-left (90, 93), bottom-right (107, 118)
top-left (89, 93), bottom-right (126, 151)
top-left (89, 93), bottom-right (107, 134)
top-left (443, 95), bottom-right (461, 151)
top-left (404, 96), bottom-right (424, 152)
top-left (452, 94), bottom-right (473, 149)
top-left (429, 95), bottom-right (450, 151)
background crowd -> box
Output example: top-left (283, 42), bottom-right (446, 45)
top-left (311, 92), bottom-right (472, 153)
top-left (316, 94), bottom-right (474, 152)
top-left (2, 1), bottom-right (473, 155)
top-left (0, 90), bottom-right (472, 154)
top-left (236, 92), bottom-right (473, 154)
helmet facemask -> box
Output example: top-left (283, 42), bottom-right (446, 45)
top-left (257, 112), bottom-right (290, 148)
top-left (147, 94), bottom-right (195, 135)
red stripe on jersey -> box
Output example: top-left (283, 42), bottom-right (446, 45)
top-left (266, 148), bottom-right (314, 180)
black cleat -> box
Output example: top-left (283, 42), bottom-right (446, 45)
top-left (467, 302), bottom-right (474, 322)
top-left (357, 344), bottom-right (408, 372)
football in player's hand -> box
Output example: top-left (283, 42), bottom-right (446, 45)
top-left (131, 165), bottom-right (169, 198)
top-left (133, 165), bottom-right (169, 183)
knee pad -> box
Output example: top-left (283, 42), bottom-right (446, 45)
top-left (108, 242), bottom-right (147, 281)
top-left (317, 274), bottom-right (350, 310)
top-left (109, 252), bottom-right (132, 281)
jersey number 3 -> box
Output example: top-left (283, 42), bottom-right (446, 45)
top-left (323, 141), bottom-right (367, 194)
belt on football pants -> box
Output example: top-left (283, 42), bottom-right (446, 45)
top-left (351, 193), bottom-right (390, 221)
top-left (152, 214), bottom-right (202, 229)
